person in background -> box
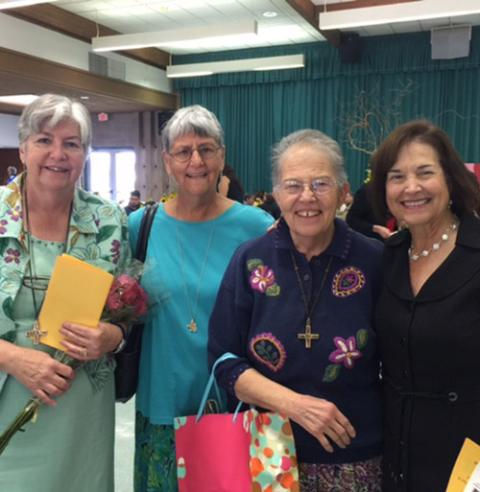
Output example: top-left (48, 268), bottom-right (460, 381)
top-left (0, 94), bottom-right (130, 492)
top-left (125, 190), bottom-right (143, 215)
top-left (218, 163), bottom-right (245, 202)
top-left (129, 104), bottom-right (273, 492)
top-left (209, 129), bottom-right (383, 491)
top-left (258, 192), bottom-right (281, 219)
top-left (370, 120), bottom-right (480, 491)
top-left (6, 166), bottom-right (17, 184)
top-left (347, 182), bottom-right (395, 241)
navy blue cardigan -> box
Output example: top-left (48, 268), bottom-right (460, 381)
top-left (208, 218), bottom-right (384, 464)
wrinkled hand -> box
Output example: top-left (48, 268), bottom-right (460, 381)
top-left (290, 394), bottom-right (356, 453)
top-left (9, 346), bottom-right (74, 406)
top-left (60, 321), bottom-right (122, 362)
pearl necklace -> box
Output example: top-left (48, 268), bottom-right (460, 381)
top-left (408, 221), bottom-right (458, 261)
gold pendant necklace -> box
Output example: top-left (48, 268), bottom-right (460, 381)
top-left (290, 251), bottom-right (333, 349)
top-left (176, 222), bottom-right (216, 333)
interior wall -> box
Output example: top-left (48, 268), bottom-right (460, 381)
top-left (0, 12), bottom-right (172, 93)
top-left (0, 113), bottom-right (19, 148)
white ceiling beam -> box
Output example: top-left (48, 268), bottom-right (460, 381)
top-left (0, 0), bottom-right (57, 9)
top-left (166, 54), bottom-right (305, 78)
top-left (319, 0), bottom-right (480, 30)
top-left (92, 20), bottom-right (257, 52)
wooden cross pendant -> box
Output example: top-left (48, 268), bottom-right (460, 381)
top-left (26, 321), bottom-right (47, 345)
top-left (187, 319), bottom-right (198, 333)
top-left (297, 317), bottom-right (319, 349)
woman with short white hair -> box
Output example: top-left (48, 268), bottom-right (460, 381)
top-left (0, 94), bottom-right (130, 491)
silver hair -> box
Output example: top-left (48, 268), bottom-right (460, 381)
top-left (271, 129), bottom-right (348, 188)
top-left (18, 93), bottom-right (92, 152)
top-left (161, 105), bottom-right (224, 152)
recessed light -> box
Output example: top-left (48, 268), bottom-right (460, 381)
top-left (80, 96), bottom-right (90, 100)
top-left (262, 11), bottom-right (278, 18)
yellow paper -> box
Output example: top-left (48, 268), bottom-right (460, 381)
top-left (38, 254), bottom-right (114, 351)
top-left (446, 438), bottom-right (480, 492)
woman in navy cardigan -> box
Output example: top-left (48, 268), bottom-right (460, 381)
top-left (209, 129), bottom-right (383, 491)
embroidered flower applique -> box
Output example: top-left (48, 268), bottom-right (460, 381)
top-left (4, 248), bottom-right (20, 264)
top-left (247, 259), bottom-right (280, 296)
top-left (323, 329), bottom-right (368, 382)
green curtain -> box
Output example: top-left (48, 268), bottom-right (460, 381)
top-left (174, 29), bottom-right (480, 193)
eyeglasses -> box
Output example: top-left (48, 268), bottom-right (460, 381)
top-left (169, 145), bottom-right (221, 163)
top-left (276, 178), bottom-right (337, 196)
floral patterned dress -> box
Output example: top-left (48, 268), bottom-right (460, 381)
top-left (0, 175), bottom-right (130, 492)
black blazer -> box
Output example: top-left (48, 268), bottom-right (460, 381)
top-left (375, 214), bottom-right (480, 491)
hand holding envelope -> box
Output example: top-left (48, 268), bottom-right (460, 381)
top-left (36, 254), bottom-right (114, 352)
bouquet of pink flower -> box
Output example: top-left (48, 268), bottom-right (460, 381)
top-left (104, 273), bottom-right (148, 323)
top-left (0, 269), bottom-right (148, 455)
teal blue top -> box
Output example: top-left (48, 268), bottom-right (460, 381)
top-left (129, 202), bottom-right (273, 424)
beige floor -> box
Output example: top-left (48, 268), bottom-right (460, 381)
top-left (115, 398), bottom-right (135, 492)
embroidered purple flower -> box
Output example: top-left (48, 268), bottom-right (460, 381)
top-left (0, 219), bottom-right (8, 235)
top-left (249, 265), bottom-right (276, 293)
top-left (7, 206), bottom-right (21, 222)
top-left (110, 239), bottom-right (121, 264)
top-left (4, 248), bottom-right (20, 264)
top-left (328, 336), bottom-right (362, 369)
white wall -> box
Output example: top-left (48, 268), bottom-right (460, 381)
top-left (0, 13), bottom-right (172, 93)
top-left (0, 114), bottom-right (19, 148)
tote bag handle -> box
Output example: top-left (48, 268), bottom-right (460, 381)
top-left (196, 352), bottom-right (243, 422)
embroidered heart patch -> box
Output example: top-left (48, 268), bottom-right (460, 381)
top-left (249, 333), bottom-right (286, 372)
top-left (332, 267), bottom-right (366, 297)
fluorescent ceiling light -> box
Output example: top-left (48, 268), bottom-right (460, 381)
top-left (166, 54), bottom-right (304, 78)
top-left (92, 20), bottom-right (257, 52)
top-left (0, 0), bottom-right (57, 9)
top-left (319, 0), bottom-right (480, 30)
top-left (0, 94), bottom-right (38, 106)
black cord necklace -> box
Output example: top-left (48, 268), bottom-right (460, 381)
top-left (290, 251), bottom-right (333, 349)
top-left (24, 179), bottom-right (72, 345)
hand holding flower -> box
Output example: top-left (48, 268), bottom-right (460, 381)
top-left (6, 345), bottom-right (74, 406)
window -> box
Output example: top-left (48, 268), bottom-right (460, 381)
top-left (86, 149), bottom-right (136, 204)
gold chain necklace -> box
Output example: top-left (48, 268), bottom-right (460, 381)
top-left (175, 222), bottom-right (216, 333)
top-left (290, 251), bottom-right (333, 349)
top-left (23, 180), bottom-right (72, 344)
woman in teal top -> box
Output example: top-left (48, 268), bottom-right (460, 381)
top-left (0, 94), bottom-right (130, 492)
top-left (129, 105), bottom-right (273, 491)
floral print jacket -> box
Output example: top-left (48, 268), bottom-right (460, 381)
top-left (0, 174), bottom-right (131, 395)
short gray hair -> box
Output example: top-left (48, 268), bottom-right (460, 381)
top-left (18, 94), bottom-right (92, 152)
top-left (271, 129), bottom-right (347, 187)
top-left (161, 105), bottom-right (224, 152)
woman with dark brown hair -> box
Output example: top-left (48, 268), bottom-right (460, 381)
top-left (370, 119), bottom-right (480, 491)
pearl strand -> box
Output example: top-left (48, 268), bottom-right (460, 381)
top-left (408, 221), bottom-right (458, 262)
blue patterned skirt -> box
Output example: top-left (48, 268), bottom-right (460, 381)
top-left (134, 411), bottom-right (177, 492)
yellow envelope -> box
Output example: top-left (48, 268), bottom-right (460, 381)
top-left (446, 438), bottom-right (480, 492)
top-left (38, 254), bottom-right (114, 351)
